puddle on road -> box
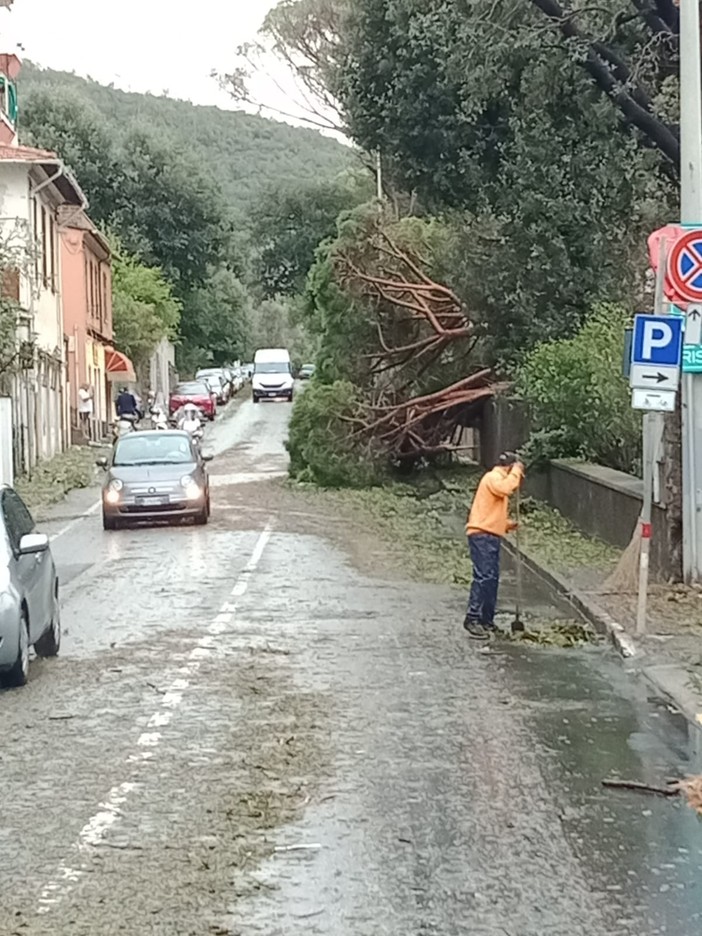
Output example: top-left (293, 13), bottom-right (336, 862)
top-left (495, 643), bottom-right (702, 935)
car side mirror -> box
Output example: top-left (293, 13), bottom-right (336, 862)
top-left (19, 532), bottom-right (49, 555)
top-left (96, 457), bottom-right (108, 470)
top-left (202, 453), bottom-right (214, 462)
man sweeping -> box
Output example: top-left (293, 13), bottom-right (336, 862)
top-left (464, 452), bottom-right (524, 640)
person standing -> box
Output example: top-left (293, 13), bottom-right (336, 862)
top-left (78, 383), bottom-right (94, 440)
top-left (464, 452), bottom-right (524, 640)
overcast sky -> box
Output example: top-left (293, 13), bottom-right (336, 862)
top-left (0, 0), bottom-right (306, 118)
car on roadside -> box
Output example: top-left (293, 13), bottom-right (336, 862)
top-left (298, 364), bottom-right (316, 380)
top-left (196, 368), bottom-right (232, 404)
top-left (98, 430), bottom-right (213, 530)
top-left (169, 381), bottom-right (217, 421)
top-left (0, 486), bottom-right (61, 687)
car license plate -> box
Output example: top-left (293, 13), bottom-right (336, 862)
top-left (139, 496), bottom-right (164, 507)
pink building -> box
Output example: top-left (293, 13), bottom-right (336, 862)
top-left (59, 208), bottom-right (123, 440)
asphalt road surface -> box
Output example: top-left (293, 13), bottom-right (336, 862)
top-left (2, 395), bottom-right (702, 935)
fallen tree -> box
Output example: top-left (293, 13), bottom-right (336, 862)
top-left (291, 204), bottom-right (497, 481)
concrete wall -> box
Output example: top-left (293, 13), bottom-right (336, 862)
top-left (527, 459), bottom-right (674, 581)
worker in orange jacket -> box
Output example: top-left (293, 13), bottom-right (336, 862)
top-left (464, 452), bottom-right (524, 639)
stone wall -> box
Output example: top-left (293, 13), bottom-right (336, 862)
top-left (527, 460), bottom-right (674, 581)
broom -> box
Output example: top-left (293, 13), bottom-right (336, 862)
top-left (511, 487), bottom-right (525, 633)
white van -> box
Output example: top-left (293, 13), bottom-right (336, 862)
top-left (252, 348), bottom-right (294, 403)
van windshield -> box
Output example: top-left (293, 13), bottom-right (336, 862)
top-left (255, 362), bottom-right (291, 374)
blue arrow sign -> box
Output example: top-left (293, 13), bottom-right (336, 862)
top-left (632, 314), bottom-right (683, 368)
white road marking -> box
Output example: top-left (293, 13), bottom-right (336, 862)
top-left (37, 519), bottom-right (275, 915)
top-left (49, 499), bottom-right (102, 542)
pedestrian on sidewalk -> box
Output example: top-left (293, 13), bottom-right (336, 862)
top-left (464, 452), bottom-right (524, 640)
top-left (78, 383), bottom-right (94, 440)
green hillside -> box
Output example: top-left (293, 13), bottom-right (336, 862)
top-left (17, 63), bottom-right (353, 216)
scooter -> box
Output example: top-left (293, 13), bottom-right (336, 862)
top-left (151, 407), bottom-right (169, 431)
top-left (112, 413), bottom-right (138, 442)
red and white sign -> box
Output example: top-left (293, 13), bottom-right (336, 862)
top-left (668, 229), bottom-right (702, 304)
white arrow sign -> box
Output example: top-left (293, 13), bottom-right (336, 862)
top-left (629, 363), bottom-right (680, 392)
top-left (686, 304), bottom-right (702, 346)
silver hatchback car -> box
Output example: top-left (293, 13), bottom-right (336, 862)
top-left (0, 486), bottom-right (61, 687)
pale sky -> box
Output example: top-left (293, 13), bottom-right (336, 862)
top-left (0, 0), bottom-right (310, 120)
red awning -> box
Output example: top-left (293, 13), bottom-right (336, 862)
top-left (105, 349), bottom-right (136, 383)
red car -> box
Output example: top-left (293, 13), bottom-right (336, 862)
top-left (168, 381), bottom-right (217, 421)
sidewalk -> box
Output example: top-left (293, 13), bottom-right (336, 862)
top-left (505, 499), bottom-right (702, 728)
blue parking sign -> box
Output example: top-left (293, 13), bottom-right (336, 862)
top-left (632, 314), bottom-right (683, 368)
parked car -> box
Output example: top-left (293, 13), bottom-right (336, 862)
top-left (229, 367), bottom-right (244, 393)
top-left (299, 364), bottom-right (316, 380)
top-left (0, 486), bottom-right (61, 687)
top-left (169, 381), bottom-right (217, 421)
top-left (196, 369), bottom-right (231, 404)
top-left (98, 430), bottom-right (213, 530)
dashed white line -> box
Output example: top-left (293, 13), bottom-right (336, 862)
top-left (37, 519), bottom-right (275, 915)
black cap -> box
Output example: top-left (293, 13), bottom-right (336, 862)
top-left (497, 451), bottom-right (519, 467)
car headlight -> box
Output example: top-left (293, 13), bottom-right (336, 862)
top-left (108, 479), bottom-right (123, 492)
top-left (181, 475), bottom-right (202, 500)
top-left (104, 479), bottom-right (123, 505)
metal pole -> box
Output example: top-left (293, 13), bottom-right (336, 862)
top-left (376, 150), bottom-right (383, 200)
top-left (637, 412), bottom-right (653, 634)
top-left (636, 240), bottom-right (669, 634)
top-left (680, 0), bottom-right (702, 582)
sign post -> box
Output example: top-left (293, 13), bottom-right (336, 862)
top-left (679, 0), bottom-right (702, 583)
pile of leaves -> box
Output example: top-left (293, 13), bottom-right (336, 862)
top-left (503, 619), bottom-right (598, 648)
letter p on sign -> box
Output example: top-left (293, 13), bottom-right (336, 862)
top-left (643, 321), bottom-right (672, 359)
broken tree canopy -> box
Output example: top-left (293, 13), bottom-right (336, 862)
top-left (295, 204), bottom-right (496, 470)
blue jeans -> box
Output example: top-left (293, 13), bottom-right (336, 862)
top-left (467, 533), bottom-right (501, 627)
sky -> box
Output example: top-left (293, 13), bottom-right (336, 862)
top-left (0, 0), bottom-right (313, 122)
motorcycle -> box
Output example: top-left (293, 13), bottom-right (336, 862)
top-left (177, 412), bottom-right (205, 446)
top-left (112, 413), bottom-right (138, 442)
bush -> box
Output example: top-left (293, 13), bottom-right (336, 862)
top-left (516, 303), bottom-right (641, 474)
top-left (286, 380), bottom-right (383, 488)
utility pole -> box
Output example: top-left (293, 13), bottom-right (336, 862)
top-left (376, 150), bottom-right (383, 200)
top-left (680, 0), bottom-right (702, 582)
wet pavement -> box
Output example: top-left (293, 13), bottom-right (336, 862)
top-left (1, 394), bottom-right (702, 935)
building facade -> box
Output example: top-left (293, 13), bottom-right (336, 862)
top-left (60, 208), bottom-right (113, 441)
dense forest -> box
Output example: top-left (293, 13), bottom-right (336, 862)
top-left (17, 63), bottom-right (353, 217)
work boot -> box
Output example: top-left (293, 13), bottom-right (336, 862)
top-left (463, 617), bottom-right (489, 640)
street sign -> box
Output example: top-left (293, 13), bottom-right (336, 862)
top-left (632, 389), bottom-right (677, 412)
top-left (630, 363), bottom-right (680, 392)
top-left (686, 304), bottom-right (702, 347)
top-left (632, 313), bottom-right (684, 367)
top-left (668, 229), bottom-right (702, 303)
top-left (684, 345), bottom-right (702, 373)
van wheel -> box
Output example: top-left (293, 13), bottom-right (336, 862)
top-left (288, 392), bottom-right (294, 403)
top-left (253, 395), bottom-right (260, 404)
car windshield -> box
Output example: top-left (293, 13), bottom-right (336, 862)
top-left (175, 383), bottom-right (208, 395)
top-left (113, 434), bottom-right (195, 466)
top-left (255, 362), bottom-right (291, 374)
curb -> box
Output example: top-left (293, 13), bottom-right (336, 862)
top-left (501, 539), bottom-right (637, 658)
top-left (501, 539), bottom-right (702, 733)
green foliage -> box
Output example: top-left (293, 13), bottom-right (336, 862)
top-left (19, 63), bottom-right (353, 219)
top-left (334, 0), bottom-right (673, 362)
top-left (111, 240), bottom-right (181, 377)
top-left (247, 296), bottom-right (316, 366)
top-left (250, 172), bottom-right (371, 298)
top-left (179, 268), bottom-right (252, 373)
top-left (516, 304), bottom-right (641, 474)
top-left (287, 380), bottom-right (382, 487)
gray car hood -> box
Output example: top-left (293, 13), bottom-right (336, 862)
top-left (108, 463), bottom-right (197, 483)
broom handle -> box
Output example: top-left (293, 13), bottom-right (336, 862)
top-left (515, 487), bottom-right (522, 613)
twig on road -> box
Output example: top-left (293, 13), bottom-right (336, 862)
top-left (602, 777), bottom-right (680, 796)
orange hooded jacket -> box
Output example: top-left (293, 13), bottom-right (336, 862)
top-left (466, 464), bottom-right (523, 538)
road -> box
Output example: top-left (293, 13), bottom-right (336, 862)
top-left (1, 396), bottom-right (702, 935)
